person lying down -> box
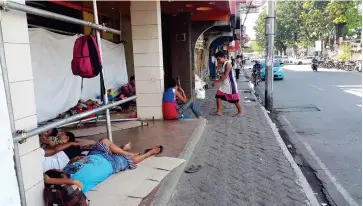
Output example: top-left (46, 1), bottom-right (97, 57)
top-left (44, 137), bottom-right (163, 193)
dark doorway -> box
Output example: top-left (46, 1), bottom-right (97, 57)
top-left (161, 13), bottom-right (172, 89)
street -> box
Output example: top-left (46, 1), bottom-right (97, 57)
top-left (252, 64), bottom-right (362, 206)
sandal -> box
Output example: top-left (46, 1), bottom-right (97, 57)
top-left (144, 145), bottom-right (163, 155)
top-left (185, 165), bottom-right (202, 173)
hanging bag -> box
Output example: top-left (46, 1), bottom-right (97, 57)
top-left (71, 34), bottom-right (102, 78)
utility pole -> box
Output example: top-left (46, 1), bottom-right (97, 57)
top-left (265, 0), bottom-right (275, 111)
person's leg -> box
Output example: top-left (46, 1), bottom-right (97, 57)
top-left (190, 102), bottom-right (202, 118)
top-left (180, 100), bottom-right (201, 118)
top-left (234, 102), bottom-right (243, 116)
top-left (100, 138), bottom-right (129, 155)
top-left (216, 98), bottom-right (222, 115)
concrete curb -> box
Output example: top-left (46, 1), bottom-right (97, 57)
top-left (246, 81), bottom-right (320, 206)
top-left (150, 119), bottom-right (207, 206)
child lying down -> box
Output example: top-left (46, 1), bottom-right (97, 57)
top-left (44, 137), bottom-right (163, 193)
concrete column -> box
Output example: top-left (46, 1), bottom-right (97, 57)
top-left (0, 2), bottom-right (44, 205)
top-left (131, 1), bottom-right (164, 119)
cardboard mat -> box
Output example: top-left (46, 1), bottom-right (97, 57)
top-left (86, 156), bottom-right (185, 206)
top-left (70, 121), bottom-right (147, 137)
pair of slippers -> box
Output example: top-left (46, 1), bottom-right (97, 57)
top-left (144, 145), bottom-right (164, 155)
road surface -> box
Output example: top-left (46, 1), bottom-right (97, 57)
top-left (250, 64), bottom-right (362, 206)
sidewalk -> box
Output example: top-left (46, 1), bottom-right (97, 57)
top-left (159, 75), bottom-right (317, 206)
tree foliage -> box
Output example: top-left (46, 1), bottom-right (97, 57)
top-left (253, 8), bottom-right (267, 53)
top-left (253, 0), bottom-right (362, 54)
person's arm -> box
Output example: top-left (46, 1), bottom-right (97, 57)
top-left (212, 62), bottom-right (232, 87)
top-left (175, 90), bottom-right (187, 104)
top-left (70, 156), bottom-right (84, 163)
top-left (44, 174), bottom-right (83, 189)
top-left (178, 87), bottom-right (187, 100)
top-left (44, 142), bottom-right (80, 157)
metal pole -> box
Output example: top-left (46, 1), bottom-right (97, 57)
top-left (92, 0), bottom-right (113, 142)
top-left (0, 0), bottom-right (121, 35)
top-left (13, 96), bottom-right (137, 143)
top-left (265, 0), bottom-right (275, 111)
top-left (0, 21), bottom-right (26, 205)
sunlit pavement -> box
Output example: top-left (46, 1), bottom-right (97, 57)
top-left (253, 64), bottom-right (362, 205)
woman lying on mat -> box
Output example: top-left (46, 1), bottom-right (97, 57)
top-left (41, 134), bottom-right (134, 173)
top-left (44, 138), bottom-right (163, 193)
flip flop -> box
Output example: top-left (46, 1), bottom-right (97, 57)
top-left (144, 145), bottom-right (163, 155)
top-left (185, 165), bottom-right (202, 173)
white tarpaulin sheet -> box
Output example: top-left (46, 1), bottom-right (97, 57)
top-left (29, 28), bottom-right (128, 122)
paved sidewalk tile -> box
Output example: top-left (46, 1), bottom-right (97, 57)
top-left (167, 76), bottom-right (310, 206)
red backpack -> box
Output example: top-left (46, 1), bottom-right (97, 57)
top-left (71, 35), bottom-right (102, 78)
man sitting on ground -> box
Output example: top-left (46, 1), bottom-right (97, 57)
top-left (119, 75), bottom-right (136, 109)
top-left (121, 75), bottom-right (136, 97)
top-left (44, 138), bottom-right (162, 193)
top-left (162, 77), bottom-right (202, 119)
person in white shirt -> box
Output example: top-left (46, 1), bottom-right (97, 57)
top-left (41, 141), bottom-right (81, 173)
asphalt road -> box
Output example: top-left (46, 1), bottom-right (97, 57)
top-left (250, 64), bottom-right (362, 206)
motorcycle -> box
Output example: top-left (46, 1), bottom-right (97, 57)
top-left (311, 61), bottom-right (318, 71)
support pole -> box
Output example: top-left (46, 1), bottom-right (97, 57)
top-left (13, 96), bottom-right (137, 143)
top-left (264, 0), bottom-right (275, 111)
top-left (92, 0), bottom-right (113, 142)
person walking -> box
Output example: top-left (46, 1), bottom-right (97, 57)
top-left (211, 52), bottom-right (243, 117)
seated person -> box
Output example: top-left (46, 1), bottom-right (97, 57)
top-left (119, 75), bottom-right (136, 109)
top-left (162, 77), bottom-right (202, 120)
top-left (44, 138), bottom-right (162, 193)
top-left (41, 133), bottom-right (133, 173)
top-left (121, 75), bottom-right (136, 97)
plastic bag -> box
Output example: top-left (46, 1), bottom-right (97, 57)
top-left (195, 74), bottom-right (206, 99)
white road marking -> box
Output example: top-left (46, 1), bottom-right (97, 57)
top-left (308, 84), bottom-right (324, 91)
top-left (344, 90), bottom-right (362, 98)
top-left (335, 85), bottom-right (362, 88)
top-left (357, 104), bottom-right (362, 107)
top-left (281, 115), bottom-right (360, 206)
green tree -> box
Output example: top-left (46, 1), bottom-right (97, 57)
top-left (275, 1), bottom-right (304, 55)
top-left (326, 1), bottom-right (362, 37)
top-left (299, 1), bottom-right (333, 43)
top-left (253, 8), bottom-right (267, 53)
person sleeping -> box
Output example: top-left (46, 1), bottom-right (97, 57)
top-left (44, 138), bottom-right (162, 193)
top-left (41, 133), bottom-right (134, 173)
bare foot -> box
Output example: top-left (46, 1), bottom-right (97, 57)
top-left (122, 142), bottom-right (132, 151)
top-left (235, 113), bottom-right (243, 117)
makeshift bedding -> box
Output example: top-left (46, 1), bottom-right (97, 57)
top-left (29, 28), bottom-right (128, 123)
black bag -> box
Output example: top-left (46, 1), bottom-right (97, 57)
top-left (44, 184), bottom-right (89, 206)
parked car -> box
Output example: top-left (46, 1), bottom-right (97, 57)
top-left (293, 56), bottom-right (314, 65)
top-left (274, 55), bottom-right (282, 63)
top-left (281, 56), bottom-right (289, 63)
top-left (260, 61), bottom-right (284, 80)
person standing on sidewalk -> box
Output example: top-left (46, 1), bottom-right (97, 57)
top-left (234, 55), bottom-right (242, 80)
top-left (212, 52), bottom-right (243, 117)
